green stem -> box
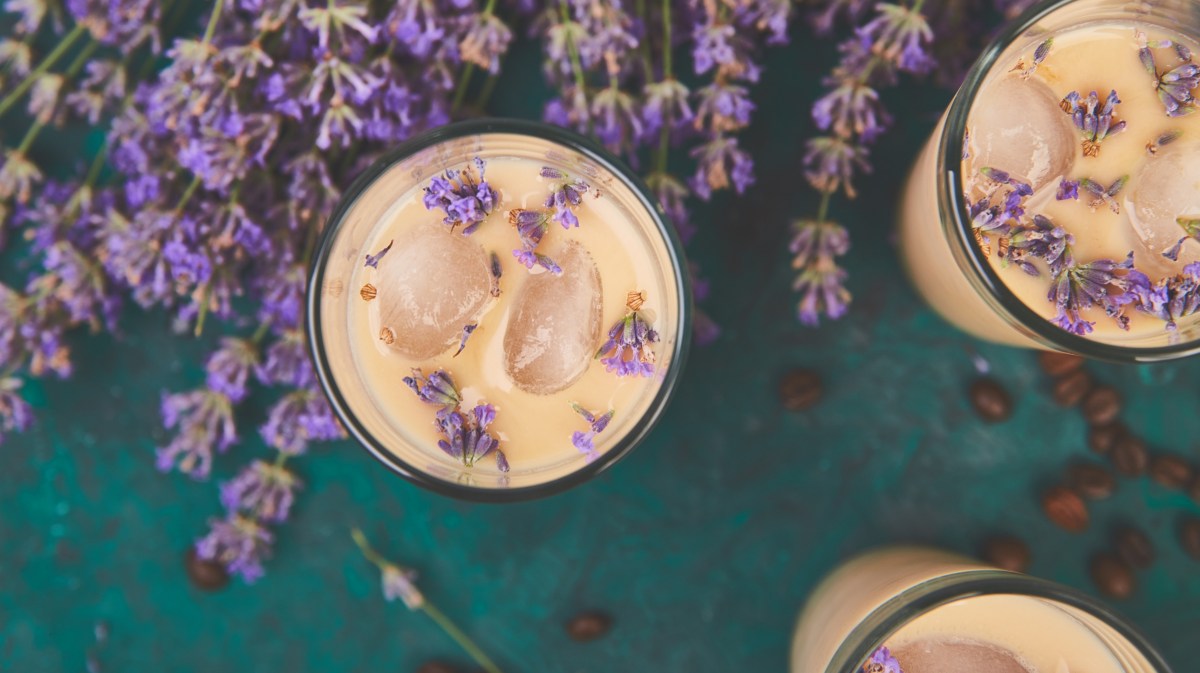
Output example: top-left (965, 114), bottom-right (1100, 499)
top-left (661, 0), bottom-right (673, 79)
top-left (816, 191), bottom-right (832, 223)
top-left (251, 318), bottom-right (273, 344)
top-left (193, 281), bottom-right (212, 337)
top-left (350, 528), bottom-right (391, 569)
top-left (15, 120), bottom-right (45, 154)
top-left (559, 0), bottom-right (587, 94)
top-left (0, 23), bottom-right (88, 119)
top-left (420, 603), bottom-right (506, 673)
top-left (451, 63), bottom-right (476, 113)
top-left (201, 0), bottom-right (226, 46)
top-left (473, 74), bottom-right (499, 110)
top-left (634, 0), bottom-right (655, 82)
top-left (63, 39), bottom-right (101, 78)
top-left (83, 139), bottom-right (109, 188)
top-left (174, 176), bottom-right (202, 217)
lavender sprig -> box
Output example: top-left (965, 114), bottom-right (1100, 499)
top-left (1137, 31), bottom-right (1198, 118)
top-left (1126, 263), bottom-right (1200, 330)
top-left (1163, 217), bottom-right (1200, 262)
top-left (862, 646), bottom-right (903, 673)
top-left (403, 368), bottom-right (508, 472)
top-left (1048, 253), bottom-right (1136, 335)
top-left (351, 529), bottom-right (506, 673)
top-left (540, 166), bottom-right (589, 228)
top-left (790, 219), bottom-right (851, 325)
top-left (570, 402), bottom-right (614, 461)
top-left (422, 157), bottom-right (499, 235)
top-left (1060, 90), bottom-right (1126, 157)
top-left (597, 291), bottom-right (659, 377)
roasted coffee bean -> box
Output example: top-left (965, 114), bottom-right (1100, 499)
top-left (1041, 486), bottom-right (1088, 533)
top-left (1189, 475), bottom-right (1200, 506)
top-left (1081, 386), bottom-right (1122, 426)
top-left (416, 662), bottom-right (461, 673)
top-left (1179, 517), bottom-right (1200, 561)
top-left (1114, 527), bottom-right (1156, 569)
top-left (969, 378), bottom-right (1013, 423)
top-left (778, 369), bottom-right (823, 412)
top-left (1051, 370), bottom-right (1092, 407)
top-left (1087, 422), bottom-right (1126, 455)
top-left (1111, 435), bottom-right (1149, 477)
top-left (1037, 351), bottom-right (1085, 377)
top-left (566, 611), bottom-right (612, 642)
top-left (981, 535), bottom-right (1030, 573)
top-left (1089, 553), bottom-right (1136, 599)
top-left (185, 548), bottom-right (229, 591)
top-left (1067, 462), bottom-right (1116, 500)
top-left (1149, 454), bottom-right (1194, 490)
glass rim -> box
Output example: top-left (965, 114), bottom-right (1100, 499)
top-left (937, 0), bottom-right (1200, 363)
top-left (305, 118), bottom-right (694, 503)
top-left (829, 569), bottom-right (1174, 673)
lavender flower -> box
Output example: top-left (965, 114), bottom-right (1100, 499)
top-left (0, 377), bottom-right (34, 442)
top-left (1047, 253), bottom-right (1135, 334)
top-left (382, 564), bottom-right (425, 609)
top-left (570, 402), bottom-right (614, 461)
top-left (642, 79), bottom-right (693, 139)
top-left (1017, 38), bottom-right (1053, 79)
top-left (256, 330), bottom-right (315, 388)
top-left (157, 389), bottom-right (237, 479)
top-left (803, 136), bottom-right (869, 197)
top-left (423, 158), bottom-right (498, 234)
top-left (1060, 90), bottom-right (1126, 157)
top-left (453, 323), bottom-right (478, 357)
top-left (597, 291), bottom-right (659, 377)
top-left (1078, 175), bottom-right (1128, 214)
top-left (1146, 129), bottom-right (1183, 155)
top-left (459, 14), bottom-right (513, 74)
top-left (195, 513), bottom-right (273, 584)
top-left (205, 338), bottom-right (258, 403)
top-left (1006, 214), bottom-right (1072, 276)
top-left (540, 167), bottom-right (589, 229)
top-left (690, 134), bottom-right (755, 199)
top-left (434, 403), bottom-right (508, 472)
top-left (259, 387), bottom-right (344, 456)
top-left (1138, 33), bottom-right (1198, 117)
top-left (220, 459), bottom-right (301, 524)
top-left (1056, 178), bottom-right (1079, 201)
top-left (364, 239), bottom-right (393, 268)
top-left (1127, 263), bottom-right (1200, 330)
top-left (790, 219), bottom-right (852, 325)
top-left (1163, 217), bottom-right (1200, 262)
top-left (862, 646), bottom-right (903, 673)
top-left (402, 368), bottom-right (461, 413)
top-left (856, 3), bottom-right (935, 74)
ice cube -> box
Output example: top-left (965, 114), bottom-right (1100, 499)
top-left (1125, 142), bottom-right (1200, 277)
top-left (373, 223), bottom-right (493, 360)
top-left (893, 639), bottom-right (1033, 673)
top-left (503, 241), bottom-right (602, 395)
top-left (967, 76), bottom-right (1077, 192)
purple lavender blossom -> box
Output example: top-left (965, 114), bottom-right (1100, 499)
top-left (694, 81), bottom-right (756, 134)
top-left (453, 323), bottom-right (478, 357)
top-left (862, 646), bottom-right (903, 673)
top-left (1078, 175), bottom-right (1128, 214)
top-left (402, 368), bottom-right (462, 413)
top-left (459, 14), bottom-right (513, 74)
top-left (642, 79), bottom-right (694, 139)
top-left (259, 387), bottom-right (343, 456)
top-left (157, 390), bottom-right (237, 479)
top-left (423, 158), bottom-right (498, 234)
top-left (1061, 90), bottom-right (1126, 157)
top-left (382, 564), bottom-right (425, 609)
top-left (434, 403), bottom-right (508, 472)
top-left (597, 300), bottom-right (659, 377)
top-left (364, 239), bottom-right (394, 268)
top-left (195, 513), bottom-right (273, 584)
top-left (0, 377), bottom-right (34, 442)
top-left (1048, 253), bottom-right (1136, 334)
top-left (1007, 214), bottom-right (1073, 276)
top-left (803, 136), bottom-right (869, 197)
top-left (1163, 218), bottom-right (1200, 262)
top-left (255, 330), bottom-right (315, 388)
top-left (540, 167), bottom-right (589, 229)
top-left (68, 0), bottom-right (162, 53)
top-left (790, 220), bottom-right (852, 325)
top-left (570, 403), bottom-right (614, 462)
top-left (1138, 34), bottom-right (1199, 117)
top-left (1127, 263), bottom-right (1200, 329)
top-left (220, 459), bottom-right (301, 524)
top-left (856, 3), bottom-right (935, 74)
top-left (1056, 178), bottom-right (1080, 201)
top-left (690, 135), bottom-right (755, 199)
top-left (205, 338), bottom-right (259, 403)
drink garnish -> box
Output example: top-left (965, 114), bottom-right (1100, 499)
top-left (596, 291), bottom-right (660, 377)
top-left (453, 323), bottom-right (478, 357)
top-left (422, 157), bottom-right (498, 235)
top-left (403, 368), bottom-right (508, 472)
top-left (570, 403), bottom-right (615, 462)
top-left (1136, 31), bottom-right (1199, 118)
top-left (364, 239), bottom-right (393, 268)
top-left (1060, 90), bottom-right (1126, 157)
top-left (862, 646), bottom-right (903, 673)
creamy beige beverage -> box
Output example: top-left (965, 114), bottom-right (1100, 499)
top-left (791, 548), bottom-right (1163, 673)
top-left (309, 127), bottom-right (685, 493)
top-left (900, 7), bottom-right (1200, 351)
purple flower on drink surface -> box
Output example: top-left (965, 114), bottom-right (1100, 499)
top-left (1147, 129), bottom-right (1184, 155)
top-left (1016, 38), bottom-right (1053, 79)
top-left (195, 513), bottom-right (273, 584)
top-left (862, 646), bottom-right (903, 673)
top-left (490, 251), bottom-right (502, 296)
top-left (220, 460), bottom-right (301, 523)
top-left (790, 219), bottom-right (852, 325)
top-left (1056, 178), bottom-right (1080, 201)
top-left (1163, 217), bottom-right (1200, 262)
top-left (364, 239), bottom-right (393, 268)
top-left (1138, 32), bottom-right (1199, 117)
top-left (1127, 263), bottom-right (1200, 330)
top-left (205, 338), bottom-right (259, 403)
top-left (423, 158), bottom-right (498, 234)
top-left (0, 377), bottom-right (34, 443)
top-left (402, 368), bottom-right (461, 412)
top-left (157, 389), bottom-right (237, 479)
top-left (1007, 214), bottom-right (1073, 276)
top-left (459, 13), bottom-right (512, 74)
top-left (259, 387), bottom-right (344, 456)
top-left (540, 167), bottom-right (589, 229)
top-left (1061, 90), bottom-right (1127, 157)
top-left (435, 403), bottom-right (507, 472)
top-left (1047, 252), bottom-right (1136, 334)
top-left (570, 403), bottom-right (614, 462)
top-left (690, 134), bottom-right (755, 199)
top-left (857, 3), bottom-right (935, 74)
top-left (453, 323), bottom-right (477, 357)
top-left (803, 136), bottom-right (869, 197)
top-left (597, 291), bottom-right (659, 377)
top-left (1078, 175), bottom-right (1129, 214)
top-left (513, 247), bottom-right (562, 275)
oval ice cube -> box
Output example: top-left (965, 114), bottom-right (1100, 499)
top-left (1125, 142), bottom-right (1200, 277)
top-left (968, 76), bottom-right (1077, 192)
top-left (503, 241), bottom-right (602, 395)
top-left (893, 640), bottom-right (1033, 673)
top-left (374, 224), bottom-right (493, 360)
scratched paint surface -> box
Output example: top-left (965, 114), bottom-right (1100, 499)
top-left (2, 40), bottom-right (1198, 673)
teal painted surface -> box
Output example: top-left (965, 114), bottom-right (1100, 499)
top-left (3, 38), bottom-right (1200, 673)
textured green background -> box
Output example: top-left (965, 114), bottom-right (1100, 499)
top-left (3, 33), bottom-right (1200, 673)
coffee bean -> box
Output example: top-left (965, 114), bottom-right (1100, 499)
top-left (1067, 462), bottom-right (1116, 500)
top-left (1179, 517), bottom-right (1200, 561)
top-left (565, 611), bottom-right (612, 642)
top-left (981, 535), bottom-right (1030, 573)
top-left (1051, 370), bottom-right (1092, 407)
top-left (1041, 486), bottom-right (1088, 533)
top-left (1087, 422), bottom-right (1126, 455)
top-left (185, 548), bottom-right (229, 591)
top-left (416, 662), bottom-right (461, 673)
top-left (1081, 386), bottom-right (1122, 426)
top-left (1189, 475), bottom-right (1200, 506)
top-left (1111, 435), bottom-right (1149, 477)
top-left (1149, 454), bottom-right (1194, 490)
top-left (1089, 553), bottom-right (1136, 599)
top-left (778, 369), bottom-right (822, 412)
top-left (1114, 527), bottom-right (1156, 569)
top-left (969, 378), bottom-right (1013, 423)
top-left (1037, 351), bottom-right (1085, 377)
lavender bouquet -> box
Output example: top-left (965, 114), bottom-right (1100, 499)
top-left (0, 0), bottom-right (1017, 582)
